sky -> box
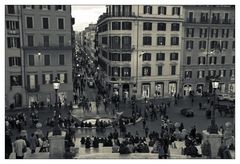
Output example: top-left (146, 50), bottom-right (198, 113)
top-left (72, 5), bottom-right (106, 32)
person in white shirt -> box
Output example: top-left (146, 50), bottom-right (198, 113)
top-left (14, 136), bottom-right (27, 159)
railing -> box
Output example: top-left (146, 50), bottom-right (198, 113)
top-left (186, 18), bottom-right (196, 23)
top-left (200, 18), bottom-right (210, 24)
top-left (211, 19), bottom-right (221, 24)
top-left (25, 85), bottom-right (40, 92)
top-left (7, 29), bottom-right (20, 35)
top-left (222, 19), bottom-right (231, 24)
top-left (23, 45), bottom-right (72, 50)
top-left (97, 12), bottom-right (136, 24)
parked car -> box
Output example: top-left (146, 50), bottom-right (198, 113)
top-left (87, 78), bottom-right (95, 88)
top-left (180, 108), bottom-right (194, 117)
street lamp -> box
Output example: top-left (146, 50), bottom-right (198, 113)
top-left (52, 77), bottom-right (61, 135)
top-left (207, 79), bottom-right (219, 134)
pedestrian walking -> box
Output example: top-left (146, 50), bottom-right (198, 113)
top-left (14, 136), bottom-right (27, 159)
top-left (29, 133), bottom-right (37, 154)
top-left (5, 131), bottom-right (12, 159)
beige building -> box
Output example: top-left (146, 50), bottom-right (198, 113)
top-left (5, 5), bottom-right (74, 109)
top-left (97, 5), bottom-right (183, 99)
top-left (182, 5), bottom-right (235, 96)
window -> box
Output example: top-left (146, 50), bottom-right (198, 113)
top-left (7, 5), bottom-right (15, 14)
top-left (27, 35), bottom-right (34, 47)
top-left (122, 53), bottom-right (131, 61)
top-left (186, 40), bottom-right (194, 49)
top-left (112, 22), bottom-right (121, 30)
top-left (197, 70), bottom-right (205, 78)
top-left (110, 53), bottom-right (120, 61)
top-left (199, 41), bottom-right (206, 49)
top-left (172, 7), bottom-right (180, 15)
top-left (42, 73), bottom-right (53, 84)
top-left (40, 5), bottom-right (51, 10)
top-left (233, 56), bottom-right (235, 64)
top-left (143, 22), bottom-right (152, 30)
top-left (57, 73), bottom-right (68, 84)
top-left (9, 57), bottom-right (21, 66)
top-left (10, 75), bottom-right (22, 86)
top-left (112, 5), bottom-right (121, 16)
top-left (185, 71), bottom-right (192, 78)
top-left (210, 41), bottom-right (220, 49)
top-left (211, 29), bottom-right (219, 38)
top-left (27, 74), bottom-right (38, 89)
top-left (171, 66), bottom-right (176, 75)
top-left (198, 57), bottom-right (206, 65)
top-left (58, 18), bottom-right (64, 29)
top-left (157, 36), bottom-right (166, 45)
top-left (43, 36), bottom-right (49, 47)
top-left (187, 56), bottom-right (191, 65)
top-left (219, 70), bottom-right (226, 77)
top-left (143, 53), bottom-right (151, 61)
top-left (122, 67), bottom-right (131, 77)
top-left (230, 69), bottom-right (235, 77)
top-left (7, 37), bottom-right (20, 48)
top-left (6, 21), bottom-right (19, 30)
top-left (24, 5), bottom-right (34, 9)
top-left (42, 17), bottom-right (49, 29)
top-left (157, 23), bottom-right (166, 31)
top-left (26, 17), bottom-right (33, 28)
top-left (232, 41), bottom-right (235, 49)
top-left (142, 67), bottom-right (151, 76)
top-left (188, 12), bottom-right (194, 22)
top-left (143, 36), bottom-right (152, 45)
top-left (171, 23), bottom-right (179, 31)
top-left (55, 5), bottom-right (66, 11)
top-left (212, 13), bottom-right (220, 23)
top-left (200, 13), bottom-right (209, 23)
top-left (158, 66), bottom-right (163, 76)
top-left (209, 56), bottom-right (217, 65)
top-left (122, 22), bottom-right (132, 30)
top-left (171, 37), bottom-right (179, 45)
top-left (199, 28), bottom-right (208, 38)
top-left (221, 56), bottom-right (225, 64)
top-left (102, 37), bottom-right (108, 44)
top-left (186, 28), bottom-right (194, 37)
top-left (158, 6), bottom-right (166, 15)
top-left (170, 53), bottom-right (178, 60)
top-left (122, 36), bottom-right (131, 49)
top-left (122, 5), bottom-right (132, 16)
top-left (111, 67), bottom-right (120, 76)
top-left (44, 55), bottom-right (50, 66)
top-left (143, 5), bottom-right (152, 14)
top-left (110, 36), bottom-right (120, 49)
top-left (59, 36), bottom-right (64, 47)
top-left (29, 55), bottom-right (35, 66)
top-left (59, 54), bottom-right (65, 65)
top-left (221, 41), bottom-right (228, 49)
top-left (156, 53), bottom-right (165, 61)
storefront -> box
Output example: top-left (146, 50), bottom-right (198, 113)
top-left (155, 82), bottom-right (164, 97)
top-left (169, 81), bottom-right (177, 97)
top-left (183, 84), bottom-right (192, 96)
top-left (196, 84), bottom-right (204, 95)
top-left (142, 83), bottom-right (150, 98)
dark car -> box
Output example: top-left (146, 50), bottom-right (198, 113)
top-left (180, 108), bottom-right (194, 117)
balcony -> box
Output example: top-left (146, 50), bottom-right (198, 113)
top-left (222, 19), bottom-right (231, 24)
top-left (97, 12), bottom-right (136, 24)
top-left (26, 85), bottom-right (40, 92)
top-left (200, 18), bottom-right (209, 24)
top-left (23, 45), bottom-right (72, 50)
top-left (186, 18), bottom-right (196, 23)
top-left (7, 29), bottom-right (20, 35)
top-left (211, 19), bottom-right (221, 24)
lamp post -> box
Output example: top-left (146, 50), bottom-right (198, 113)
top-left (207, 79), bottom-right (219, 134)
top-left (52, 77), bottom-right (61, 135)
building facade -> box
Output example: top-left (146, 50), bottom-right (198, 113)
top-left (5, 5), bottom-right (74, 109)
top-left (97, 5), bottom-right (183, 99)
top-left (182, 5), bottom-right (235, 96)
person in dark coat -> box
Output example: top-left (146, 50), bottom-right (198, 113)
top-left (5, 132), bottom-right (12, 159)
top-left (201, 140), bottom-right (211, 158)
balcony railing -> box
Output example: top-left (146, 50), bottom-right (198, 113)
top-left (211, 19), bottom-right (221, 24)
top-left (7, 29), bottom-right (20, 35)
top-left (200, 18), bottom-right (210, 24)
top-left (186, 18), bottom-right (196, 23)
top-left (98, 12), bottom-right (136, 24)
top-left (222, 19), bottom-right (231, 24)
top-left (26, 85), bottom-right (40, 92)
top-left (23, 45), bottom-right (72, 50)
